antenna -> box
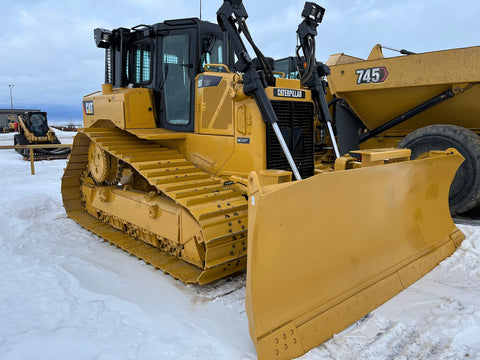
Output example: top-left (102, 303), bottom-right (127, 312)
top-left (200, 0), bottom-right (202, 20)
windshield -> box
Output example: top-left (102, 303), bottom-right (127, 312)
top-left (29, 113), bottom-right (48, 137)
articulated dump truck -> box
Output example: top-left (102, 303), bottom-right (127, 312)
top-left (61, 1), bottom-right (465, 359)
top-left (326, 44), bottom-right (480, 215)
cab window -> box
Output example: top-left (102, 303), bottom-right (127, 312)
top-left (132, 40), bottom-right (152, 84)
top-left (200, 36), bottom-right (224, 71)
top-left (163, 34), bottom-right (191, 126)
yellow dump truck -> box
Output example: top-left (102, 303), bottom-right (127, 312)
top-left (326, 44), bottom-right (480, 215)
top-left (61, 2), bottom-right (465, 359)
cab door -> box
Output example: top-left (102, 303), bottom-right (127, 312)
top-left (161, 31), bottom-right (196, 132)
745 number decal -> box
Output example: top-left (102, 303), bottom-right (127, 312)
top-left (355, 66), bottom-right (388, 84)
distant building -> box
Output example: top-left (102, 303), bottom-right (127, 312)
top-left (0, 109), bottom-right (41, 131)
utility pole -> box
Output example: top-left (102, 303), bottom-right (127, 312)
top-left (7, 84), bottom-right (14, 114)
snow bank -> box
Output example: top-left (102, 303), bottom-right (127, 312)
top-left (0, 132), bottom-right (479, 359)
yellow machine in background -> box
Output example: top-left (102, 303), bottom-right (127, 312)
top-left (326, 44), bottom-right (480, 215)
top-left (13, 111), bottom-right (71, 160)
top-left (1, 114), bottom-right (16, 133)
top-left (7, 115), bottom-right (16, 132)
top-left (62, 2), bottom-right (465, 359)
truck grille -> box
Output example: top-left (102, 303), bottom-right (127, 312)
top-left (267, 101), bottom-right (315, 179)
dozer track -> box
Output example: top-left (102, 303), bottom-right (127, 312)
top-left (62, 127), bottom-right (248, 284)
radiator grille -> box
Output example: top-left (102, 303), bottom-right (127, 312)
top-left (267, 101), bottom-right (315, 179)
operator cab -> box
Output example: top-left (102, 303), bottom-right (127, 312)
top-left (95, 19), bottom-right (233, 132)
top-left (274, 57), bottom-right (300, 80)
top-left (24, 112), bottom-right (49, 137)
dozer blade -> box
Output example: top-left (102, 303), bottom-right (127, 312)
top-left (246, 149), bottom-right (465, 360)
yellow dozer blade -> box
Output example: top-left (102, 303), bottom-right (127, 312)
top-left (246, 149), bottom-right (465, 359)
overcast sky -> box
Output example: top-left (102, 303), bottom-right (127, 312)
top-left (0, 0), bottom-right (479, 122)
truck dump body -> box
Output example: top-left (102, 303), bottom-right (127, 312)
top-left (327, 46), bottom-right (480, 134)
top-left (327, 45), bottom-right (480, 215)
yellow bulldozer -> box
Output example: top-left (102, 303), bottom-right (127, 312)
top-left (61, 1), bottom-right (465, 359)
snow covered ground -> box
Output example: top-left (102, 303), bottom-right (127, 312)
top-left (0, 131), bottom-right (479, 360)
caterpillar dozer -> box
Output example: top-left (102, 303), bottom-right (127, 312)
top-left (13, 111), bottom-right (71, 160)
top-left (61, 1), bottom-right (465, 359)
top-left (325, 44), bottom-right (480, 215)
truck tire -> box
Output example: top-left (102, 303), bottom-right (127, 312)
top-left (398, 125), bottom-right (480, 215)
